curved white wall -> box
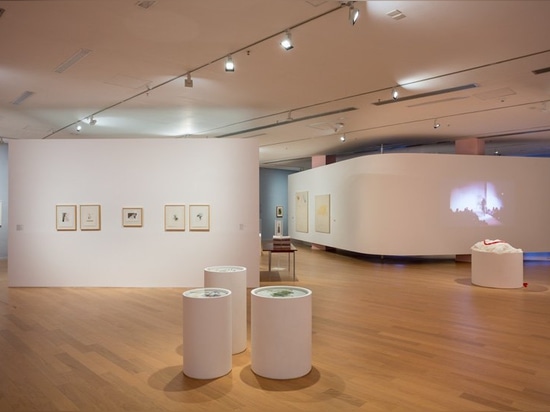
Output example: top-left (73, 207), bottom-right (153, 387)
top-left (8, 139), bottom-right (259, 287)
top-left (288, 153), bottom-right (550, 256)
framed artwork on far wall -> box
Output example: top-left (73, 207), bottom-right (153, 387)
top-left (122, 207), bottom-right (143, 227)
top-left (189, 204), bottom-right (210, 231)
top-left (80, 204), bottom-right (101, 231)
top-left (276, 205), bottom-right (283, 218)
top-left (56, 204), bottom-right (77, 231)
top-left (164, 204), bottom-right (185, 231)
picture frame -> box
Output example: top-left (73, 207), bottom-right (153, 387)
top-left (189, 204), bottom-right (210, 231)
top-left (122, 207), bottom-right (143, 227)
top-left (56, 204), bottom-right (77, 231)
top-left (276, 205), bottom-right (284, 218)
top-left (275, 219), bottom-right (283, 236)
top-left (164, 204), bottom-right (185, 231)
top-left (80, 204), bottom-right (101, 231)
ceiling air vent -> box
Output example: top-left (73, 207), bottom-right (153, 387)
top-left (12, 91), bottom-right (35, 106)
top-left (387, 9), bottom-right (406, 20)
top-left (136, 1), bottom-right (157, 9)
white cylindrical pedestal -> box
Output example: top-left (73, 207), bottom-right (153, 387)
top-left (182, 288), bottom-right (232, 379)
top-left (471, 250), bottom-right (524, 288)
top-left (251, 286), bottom-right (312, 379)
top-left (204, 266), bottom-right (247, 354)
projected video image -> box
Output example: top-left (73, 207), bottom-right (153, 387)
top-left (449, 181), bottom-right (506, 226)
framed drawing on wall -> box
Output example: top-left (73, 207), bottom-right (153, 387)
top-left (315, 194), bottom-right (331, 233)
top-left (56, 205), bottom-right (77, 231)
top-left (274, 219), bottom-right (283, 236)
top-left (189, 204), bottom-right (210, 231)
top-left (276, 205), bottom-right (283, 218)
top-left (80, 204), bottom-right (101, 231)
top-left (164, 204), bottom-right (185, 231)
top-left (122, 207), bottom-right (143, 227)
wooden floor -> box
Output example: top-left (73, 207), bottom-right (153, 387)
top-left (1, 247), bottom-right (550, 411)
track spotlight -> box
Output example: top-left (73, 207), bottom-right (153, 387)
top-left (280, 30), bottom-right (294, 50)
top-left (340, 134), bottom-right (346, 142)
top-left (433, 119), bottom-right (440, 129)
top-left (392, 88), bottom-right (399, 100)
top-left (224, 55), bottom-right (235, 72)
top-left (87, 116), bottom-right (97, 126)
top-left (349, 3), bottom-right (360, 25)
top-left (76, 123), bottom-right (82, 132)
top-left (184, 73), bottom-right (193, 88)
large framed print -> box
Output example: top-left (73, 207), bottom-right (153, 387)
top-left (315, 194), bottom-right (331, 233)
top-left (122, 207), bottom-right (143, 227)
top-left (165, 204), bottom-right (185, 231)
top-left (56, 205), bottom-right (77, 231)
top-left (80, 204), bottom-right (101, 231)
top-left (189, 204), bottom-right (210, 231)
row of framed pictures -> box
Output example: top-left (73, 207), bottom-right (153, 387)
top-left (56, 204), bottom-right (211, 232)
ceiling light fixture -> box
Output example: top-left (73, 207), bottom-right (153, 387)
top-left (280, 30), bottom-right (294, 51)
top-left (76, 124), bottom-right (82, 132)
top-left (433, 119), bottom-right (440, 129)
top-left (340, 134), bottom-right (346, 142)
top-left (224, 55), bottom-right (235, 72)
top-left (348, 3), bottom-right (360, 25)
top-left (184, 73), bottom-right (193, 88)
top-left (392, 88), bottom-right (399, 100)
top-left (87, 116), bottom-right (97, 126)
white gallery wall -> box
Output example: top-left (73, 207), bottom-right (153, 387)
top-left (289, 153), bottom-right (550, 256)
top-left (8, 139), bottom-right (260, 287)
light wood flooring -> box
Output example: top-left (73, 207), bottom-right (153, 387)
top-left (1, 246), bottom-right (550, 411)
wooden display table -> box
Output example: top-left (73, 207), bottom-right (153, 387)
top-left (262, 242), bottom-right (297, 281)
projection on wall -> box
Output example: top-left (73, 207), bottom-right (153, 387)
top-left (449, 181), bottom-right (509, 226)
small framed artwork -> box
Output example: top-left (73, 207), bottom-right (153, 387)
top-left (122, 207), bottom-right (143, 227)
top-left (189, 204), bottom-right (210, 231)
top-left (275, 219), bottom-right (283, 236)
top-left (165, 204), bottom-right (185, 231)
top-left (276, 205), bottom-right (284, 218)
top-left (80, 204), bottom-right (101, 231)
top-left (56, 205), bottom-right (77, 231)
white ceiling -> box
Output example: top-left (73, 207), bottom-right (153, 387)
top-left (1, 0), bottom-right (550, 170)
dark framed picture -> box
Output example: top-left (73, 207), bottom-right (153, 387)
top-left (276, 205), bottom-right (283, 218)
top-left (122, 207), bottom-right (143, 227)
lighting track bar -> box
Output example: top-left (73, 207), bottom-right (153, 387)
top-left (373, 83), bottom-right (479, 106)
top-left (217, 107), bottom-right (357, 138)
top-left (532, 66), bottom-right (550, 75)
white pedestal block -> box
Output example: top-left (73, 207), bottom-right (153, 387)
top-left (251, 286), bottom-right (312, 379)
top-left (182, 288), bottom-right (232, 379)
top-left (471, 250), bottom-right (524, 288)
top-left (204, 266), bottom-right (247, 354)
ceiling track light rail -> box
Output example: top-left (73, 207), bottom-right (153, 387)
top-left (373, 83), bottom-right (479, 106)
top-left (217, 107), bottom-right (357, 138)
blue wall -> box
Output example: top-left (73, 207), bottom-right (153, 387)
top-left (259, 168), bottom-right (295, 240)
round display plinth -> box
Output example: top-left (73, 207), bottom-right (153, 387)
top-left (182, 288), bottom-right (232, 379)
top-left (204, 266), bottom-right (247, 354)
top-left (251, 286), bottom-right (312, 379)
top-left (471, 250), bottom-right (524, 288)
